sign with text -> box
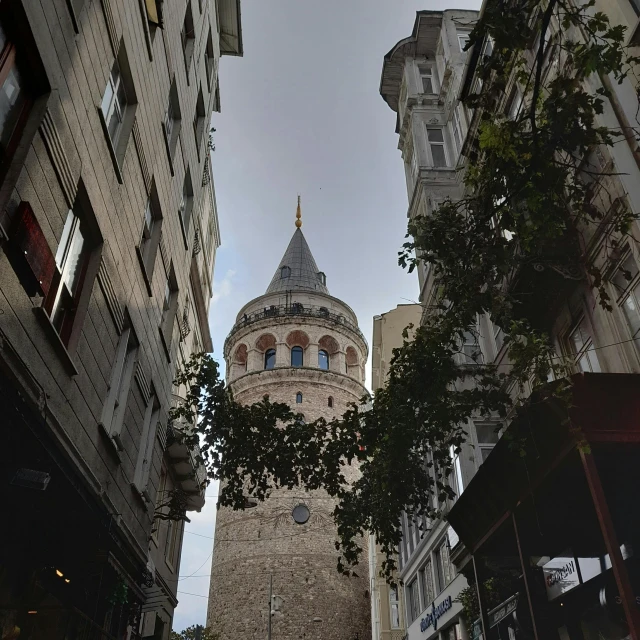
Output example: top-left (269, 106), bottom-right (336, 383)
top-left (542, 556), bottom-right (580, 600)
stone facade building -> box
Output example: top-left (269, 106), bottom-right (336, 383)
top-left (207, 207), bottom-right (371, 640)
top-left (0, 0), bottom-right (239, 638)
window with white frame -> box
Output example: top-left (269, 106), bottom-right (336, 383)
top-left (461, 330), bottom-right (484, 364)
top-left (389, 586), bottom-right (401, 629)
top-left (507, 85), bottom-right (524, 121)
top-left (139, 184), bottom-right (163, 279)
top-left (451, 109), bottom-right (463, 155)
top-left (100, 325), bottom-right (138, 448)
top-left (165, 517), bottom-right (180, 568)
top-left (434, 539), bottom-right (455, 592)
top-left (449, 445), bottom-right (464, 498)
top-left (492, 320), bottom-right (505, 357)
top-left (133, 391), bottom-right (161, 496)
top-left (407, 578), bottom-right (420, 622)
top-left (566, 316), bottom-right (601, 373)
top-left (458, 33), bottom-right (470, 52)
top-left (417, 64), bottom-right (437, 94)
top-left (612, 252), bottom-right (640, 356)
top-left (101, 59), bottom-right (127, 146)
top-left (475, 421), bottom-right (500, 463)
top-left (426, 128), bottom-right (448, 168)
top-left (420, 559), bottom-right (435, 607)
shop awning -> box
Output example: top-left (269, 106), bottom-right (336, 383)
top-left (447, 373), bottom-right (640, 555)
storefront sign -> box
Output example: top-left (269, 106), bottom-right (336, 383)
top-left (488, 594), bottom-right (519, 628)
top-left (471, 619), bottom-right (483, 640)
top-left (543, 556), bottom-right (580, 600)
top-left (420, 595), bottom-right (453, 633)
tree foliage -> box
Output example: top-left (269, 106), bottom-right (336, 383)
top-left (172, 0), bottom-right (640, 579)
top-left (170, 625), bottom-right (219, 640)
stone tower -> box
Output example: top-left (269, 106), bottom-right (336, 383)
top-left (207, 202), bottom-right (370, 640)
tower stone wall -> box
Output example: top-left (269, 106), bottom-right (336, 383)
top-left (207, 226), bottom-right (371, 640)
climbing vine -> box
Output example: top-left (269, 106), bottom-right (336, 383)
top-left (173, 0), bottom-right (640, 579)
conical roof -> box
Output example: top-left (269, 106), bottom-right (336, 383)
top-left (265, 228), bottom-right (329, 294)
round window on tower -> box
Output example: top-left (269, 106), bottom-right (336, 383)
top-left (292, 503), bottom-right (310, 525)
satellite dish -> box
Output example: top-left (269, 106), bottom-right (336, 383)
top-left (292, 503), bottom-right (310, 525)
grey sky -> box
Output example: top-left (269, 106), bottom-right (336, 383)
top-left (173, 0), bottom-right (480, 631)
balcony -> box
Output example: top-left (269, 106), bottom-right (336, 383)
top-left (225, 303), bottom-right (366, 351)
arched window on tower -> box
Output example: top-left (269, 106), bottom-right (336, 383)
top-left (296, 392), bottom-right (302, 404)
top-left (318, 350), bottom-right (329, 370)
top-left (264, 349), bottom-right (276, 370)
top-left (291, 346), bottom-right (303, 367)
top-left (328, 396), bottom-right (333, 408)
top-left (281, 265), bottom-right (291, 279)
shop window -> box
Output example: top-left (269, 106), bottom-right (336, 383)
top-left (163, 80), bottom-right (181, 170)
top-left (566, 316), bottom-right (601, 373)
top-left (443, 623), bottom-right (463, 640)
top-left (389, 586), bottom-right (401, 629)
top-left (138, 182), bottom-right (163, 285)
top-left (99, 45), bottom-right (137, 175)
top-left (291, 346), bottom-right (303, 367)
top-left (296, 392), bottom-right (302, 404)
top-left (264, 348), bottom-right (276, 370)
top-left (426, 127), bottom-right (448, 168)
top-left (407, 578), bottom-right (421, 622)
top-left (181, 1), bottom-right (195, 76)
top-left (133, 390), bottom-right (160, 496)
top-left (318, 349), bottom-right (329, 370)
top-left (193, 86), bottom-right (206, 159)
top-left (612, 252), bottom-right (640, 357)
top-left (100, 323), bottom-right (139, 449)
top-left (178, 169), bottom-right (194, 247)
top-left (160, 262), bottom-right (179, 354)
top-left (417, 64), bottom-right (437, 94)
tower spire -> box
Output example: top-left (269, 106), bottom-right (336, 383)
top-left (295, 195), bottom-right (302, 228)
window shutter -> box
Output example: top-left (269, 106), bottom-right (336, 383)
top-left (9, 202), bottom-right (56, 296)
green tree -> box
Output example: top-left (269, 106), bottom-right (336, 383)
top-left (170, 625), bottom-right (219, 640)
top-left (172, 0), bottom-right (640, 580)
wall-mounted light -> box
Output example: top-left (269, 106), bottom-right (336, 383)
top-left (55, 569), bottom-right (63, 577)
top-left (64, 579), bottom-right (70, 584)
top-left (28, 611), bottom-right (37, 615)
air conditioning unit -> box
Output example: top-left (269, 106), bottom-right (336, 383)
top-left (11, 468), bottom-right (51, 491)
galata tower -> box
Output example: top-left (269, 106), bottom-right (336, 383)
top-left (207, 199), bottom-right (370, 640)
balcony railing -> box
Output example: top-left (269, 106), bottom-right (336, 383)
top-left (225, 303), bottom-right (366, 351)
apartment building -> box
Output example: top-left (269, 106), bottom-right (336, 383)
top-left (0, 0), bottom-right (237, 638)
top-left (382, 3), bottom-right (640, 640)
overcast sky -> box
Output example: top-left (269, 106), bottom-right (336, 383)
top-left (173, 0), bottom-right (480, 631)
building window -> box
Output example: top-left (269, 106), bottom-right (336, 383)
top-left (181, 1), bottom-right (196, 74)
top-left (566, 316), bottom-right (601, 373)
top-left (426, 128), bottom-right (448, 168)
top-left (612, 252), bottom-right (640, 356)
top-left (389, 586), bottom-right (401, 629)
top-left (328, 396), bottom-right (333, 408)
top-left (418, 64), bottom-right (436, 94)
top-left (160, 263), bottom-right (179, 353)
top-left (407, 578), bottom-right (420, 623)
top-left (421, 558), bottom-right (435, 607)
top-left (462, 330), bottom-right (483, 364)
top-left (193, 87), bottom-right (206, 158)
top-left (205, 28), bottom-right (215, 91)
top-left (165, 518), bottom-right (180, 569)
top-left (458, 33), bottom-right (470, 51)
top-left (281, 265), bottom-right (291, 279)
top-left (296, 392), bottom-right (302, 404)
top-left (317, 271), bottom-right (326, 285)
top-left (449, 445), bottom-right (464, 497)
top-left (291, 346), bottom-right (303, 367)
top-left (444, 624), bottom-right (463, 640)
top-left (507, 86), bottom-right (523, 121)
top-left (264, 348), bottom-right (276, 370)
top-left (179, 169), bottom-right (194, 247)
top-left (134, 391), bottom-right (161, 495)
top-left (138, 184), bottom-right (163, 282)
top-left (163, 80), bottom-right (181, 166)
top-left (475, 422), bottom-right (500, 463)
top-left (318, 349), bottom-right (329, 370)
top-left (434, 539), bottom-right (455, 592)
top-left (100, 325), bottom-right (139, 448)
top-left (101, 62), bottom-right (126, 143)
top-left (492, 321), bottom-right (505, 358)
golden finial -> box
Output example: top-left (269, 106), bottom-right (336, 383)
top-left (295, 195), bottom-right (302, 228)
